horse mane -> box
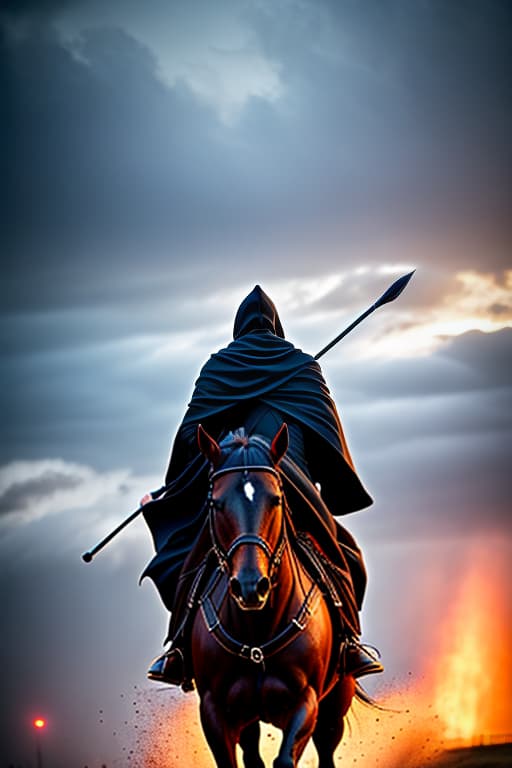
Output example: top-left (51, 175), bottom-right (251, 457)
top-left (218, 429), bottom-right (273, 469)
top-left (230, 429), bottom-right (250, 448)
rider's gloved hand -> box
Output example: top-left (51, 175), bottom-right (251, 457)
top-left (140, 493), bottom-right (152, 506)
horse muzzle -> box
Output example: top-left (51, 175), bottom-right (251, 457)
top-left (229, 571), bottom-right (271, 610)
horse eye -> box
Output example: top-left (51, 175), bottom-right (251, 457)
top-left (212, 498), bottom-right (224, 511)
top-left (271, 495), bottom-right (282, 507)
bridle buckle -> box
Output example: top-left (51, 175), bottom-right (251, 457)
top-left (249, 646), bottom-right (264, 664)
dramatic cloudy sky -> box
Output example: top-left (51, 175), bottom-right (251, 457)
top-left (1, 1), bottom-right (511, 765)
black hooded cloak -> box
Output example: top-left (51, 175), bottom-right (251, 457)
top-left (142, 285), bottom-right (372, 609)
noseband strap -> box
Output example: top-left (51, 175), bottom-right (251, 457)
top-left (225, 533), bottom-right (273, 560)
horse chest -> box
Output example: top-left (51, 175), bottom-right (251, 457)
top-left (223, 670), bottom-right (308, 725)
top-left (259, 675), bottom-right (308, 725)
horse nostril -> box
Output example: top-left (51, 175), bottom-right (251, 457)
top-left (257, 576), bottom-right (270, 598)
top-left (230, 577), bottom-right (242, 598)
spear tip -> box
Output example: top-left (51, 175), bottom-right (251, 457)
top-left (374, 269), bottom-right (416, 308)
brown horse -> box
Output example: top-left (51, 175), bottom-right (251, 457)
top-left (190, 423), bottom-right (356, 768)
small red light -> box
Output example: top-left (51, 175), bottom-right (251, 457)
top-left (33, 718), bottom-right (46, 729)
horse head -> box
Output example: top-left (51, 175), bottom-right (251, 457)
top-left (198, 423), bottom-right (288, 610)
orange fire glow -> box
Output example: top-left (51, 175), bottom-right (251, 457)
top-left (33, 718), bottom-right (46, 730)
top-left (431, 551), bottom-right (511, 746)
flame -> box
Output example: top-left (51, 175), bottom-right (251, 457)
top-left (433, 571), bottom-right (490, 740)
top-left (431, 548), bottom-right (511, 745)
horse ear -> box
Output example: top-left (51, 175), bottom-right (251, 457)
top-left (197, 424), bottom-right (222, 467)
top-left (270, 423), bottom-right (288, 466)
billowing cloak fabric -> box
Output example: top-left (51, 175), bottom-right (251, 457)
top-left (142, 286), bottom-right (372, 611)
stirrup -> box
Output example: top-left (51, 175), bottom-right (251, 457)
top-left (343, 640), bottom-right (384, 679)
top-left (147, 648), bottom-right (185, 685)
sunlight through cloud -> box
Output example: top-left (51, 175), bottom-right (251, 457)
top-left (356, 269), bottom-right (512, 360)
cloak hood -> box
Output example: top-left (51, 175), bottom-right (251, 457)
top-left (233, 285), bottom-right (285, 339)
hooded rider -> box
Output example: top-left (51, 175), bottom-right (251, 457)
top-left (140, 286), bottom-right (383, 687)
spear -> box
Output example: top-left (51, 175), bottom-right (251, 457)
top-left (82, 270), bottom-right (414, 563)
top-left (314, 270), bottom-right (415, 360)
top-left (81, 502), bottom-right (161, 562)
top-left (81, 479), bottom-right (179, 562)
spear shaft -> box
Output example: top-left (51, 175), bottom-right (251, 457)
top-left (314, 270), bottom-right (415, 361)
top-left (314, 305), bottom-right (374, 360)
top-left (81, 484), bottom-right (168, 562)
top-left (82, 270), bottom-right (414, 563)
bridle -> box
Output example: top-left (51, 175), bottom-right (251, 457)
top-left (207, 464), bottom-right (287, 584)
top-left (199, 457), bottom-right (322, 666)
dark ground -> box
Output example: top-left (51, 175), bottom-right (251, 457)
top-left (425, 743), bottom-right (512, 767)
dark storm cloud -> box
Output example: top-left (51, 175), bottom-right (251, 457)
top-left (330, 332), bottom-right (512, 482)
top-left (1, 333), bottom-right (193, 470)
top-left (1, 18), bottom-right (319, 314)
top-left (245, 0), bottom-right (512, 250)
top-left (0, 0), bottom-right (68, 17)
top-left (2, 24), bottom-right (232, 309)
top-left (354, 423), bottom-right (511, 541)
top-left (2, 0), bottom-right (511, 320)
top-left (440, 327), bottom-right (512, 387)
top-left (336, 331), bottom-right (512, 541)
top-left (0, 468), bottom-right (83, 517)
top-left (335, 328), bottom-right (512, 402)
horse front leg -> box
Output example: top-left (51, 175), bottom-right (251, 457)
top-left (313, 675), bottom-right (355, 768)
top-left (274, 685), bottom-right (318, 768)
top-left (240, 721), bottom-right (265, 768)
top-left (199, 691), bottom-right (238, 768)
